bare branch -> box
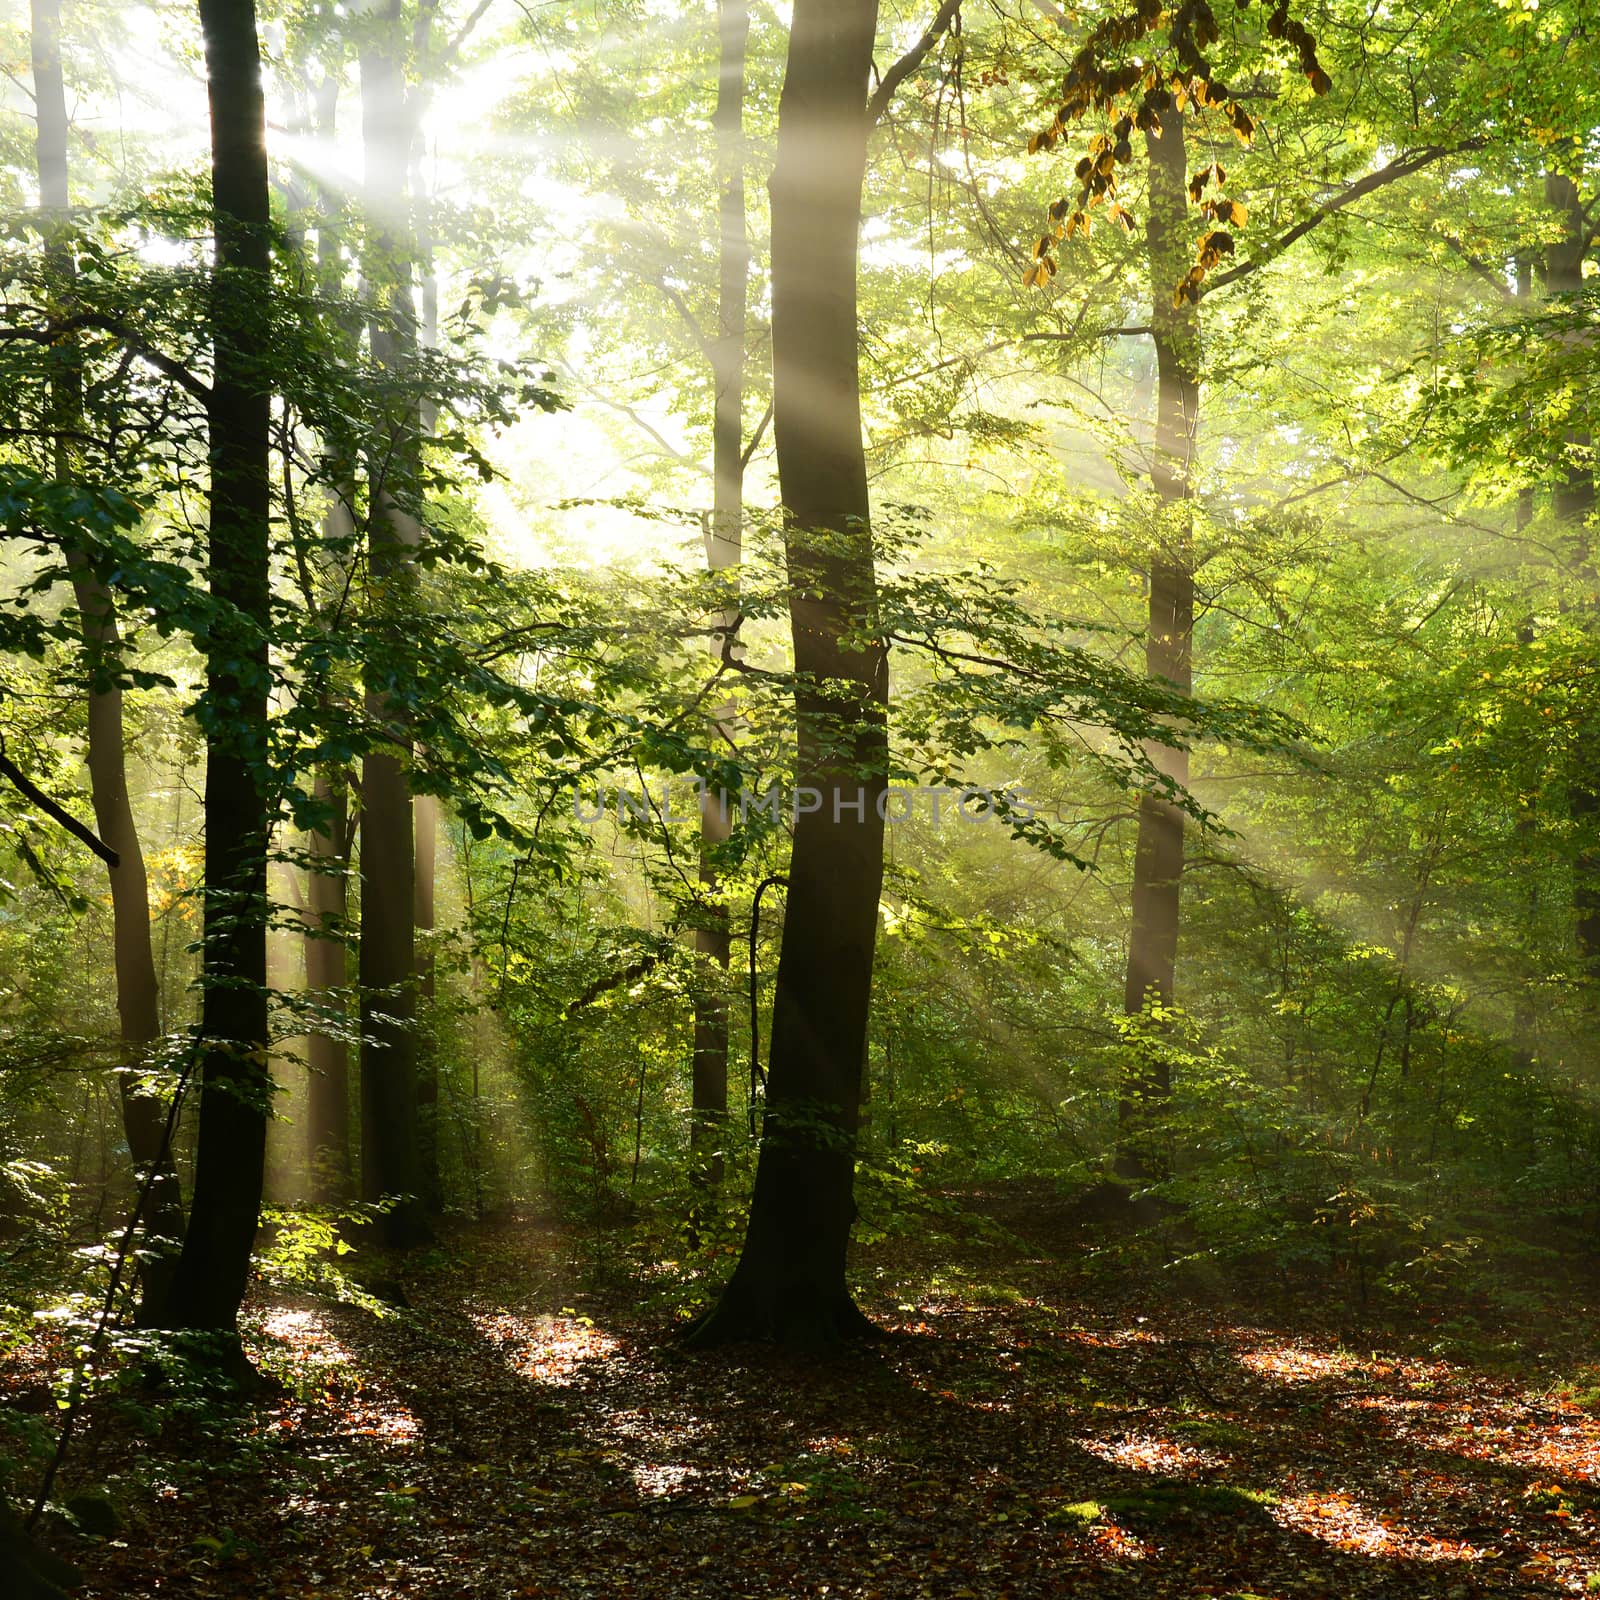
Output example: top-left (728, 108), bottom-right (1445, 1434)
top-left (738, 397), bottom-right (775, 471)
top-left (1202, 143), bottom-right (1484, 299)
top-left (0, 745), bottom-right (118, 867)
top-left (867, 0), bottom-right (963, 126)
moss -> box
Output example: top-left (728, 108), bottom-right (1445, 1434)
top-left (1104, 1480), bottom-right (1279, 1521)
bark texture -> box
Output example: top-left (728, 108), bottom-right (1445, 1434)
top-left (303, 78), bottom-right (357, 1204)
top-left (161, 0), bottom-right (273, 1337)
top-left (305, 764), bottom-right (352, 1200)
top-left (1116, 112), bottom-right (1198, 1184)
top-left (1543, 175), bottom-right (1600, 989)
top-left (688, 0), bottom-right (886, 1348)
top-left (414, 791), bottom-right (442, 1212)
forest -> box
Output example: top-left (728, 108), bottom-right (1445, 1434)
top-left (0, 0), bottom-right (1597, 1592)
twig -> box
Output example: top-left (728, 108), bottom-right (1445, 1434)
top-left (748, 874), bottom-right (788, 1134)
top-left (29, 1041), bottom-right (200, 1529)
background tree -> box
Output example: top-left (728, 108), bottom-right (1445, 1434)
top-left (28, 0), bottom-right (183, 1313)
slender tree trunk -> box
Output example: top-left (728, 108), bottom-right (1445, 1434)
top-left (691, 0), bottom-right (751, 1201)
top-left (1543, 175), bottom-right (1600, 990)
top-left (30, 0), bottom-right (185, 1313)
top-left (303, 76), bottom-right (356, 1204)
top-left (1511, 257), bottom-right (1540, 1075)
top-left (1115, 111), bottom-right (1198, 1185)
top-left (688, 0), bottom-right (887, 1348)
top-left (357, 6), bottom-right (428, 1246)
top-left (408, 18), bottom-right (443, 1216)
top-left (305, 765), bottom-right (352, 1199)
top-left (414, 790), bottom-right (442, 1211)
top-left (160, 0), bottom-right (273, 1343)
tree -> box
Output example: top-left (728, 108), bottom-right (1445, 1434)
top-left (1006, 0), bottom-right (1489, 1186)
top-left (1114, 107), bottom-right (1198, 1185)
top-left (357, 0), bottom-right (430, 1247)
top-left (690, 0), bottom-right (753, 1203)
top-left (1537, 172), bottom-right (1600, 997)
top-left (157, 0), bottom-right (274, 1345)
top-left (29, 0), bottom-right (184, 1314)
top-left (689, 0), bottom-right (888, 1346)
top-left (302, 67), bottom-right (358, 1206)
top-left (305, 764), bottom-right (354, 1201)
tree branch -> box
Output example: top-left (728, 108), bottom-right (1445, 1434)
top-left (738, 398), bottom-right (775, 471)
top-left (1438, 232), bottom-right (1514, 301)
top-left (0, 746), bottom-right (118, 867)
top-left (564, 952), bottom-right (664, 1016)
top-left (0, 310), bottom-right (211, 403)
top-left (656, 281), bottom-right (717, 366)
top-left (867, 0), bottom-right (963, 126)
top-left (555, 356), bottom-right (707, 473)
top-left (1202, 143), bottom-right (1484, 298)
top-left (433, 0), bottom-right (496, 74)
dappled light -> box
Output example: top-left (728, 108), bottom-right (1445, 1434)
top-left (13, 1206), bottom-right (1600, 1595)
top-left (2, 0), bottom-right (1599, 1594)
top-left (1079, 1431), bottom-right (1230, 1474)
top-left (1272, 1490), bottom-right (1491, 1567)
top-left (473, 1309), bottom-right (622, 1386)
top-left (254, 1306), bottom-right (422, 1447)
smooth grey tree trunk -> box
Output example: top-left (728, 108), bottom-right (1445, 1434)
top-left (357, 2), bottom-right (428, 1246)
top-left (1116, 111), bottom-right (1198, 1185)
top-left (29, 0), bottom-right (184, 1316)
top-left (691, 0), bottom-right (752, 1202)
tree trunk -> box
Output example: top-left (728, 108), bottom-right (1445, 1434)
top-left (1543, 175), bottom-right (1600, 991)
top-left (303, 75), bottom-right (356, 1205)
top-left (357, 6), bottom-right (428, 1246)
top-left (159, 0), bottom-right (273, 1343)
top-left (305, 765), bottom-right (352, 1200)
top-left (691, 0), bottom-right (751, 1201)
top-left (1511, 257), bottom-right (1539, 1074)
top-left (687, 0), bottom-right (887, 1348)
top-left (1115, 111), bottom-right (1198, 1185)
top-left (30, 0), bottom-right (184, 1315)
top-left (409, 11), bottom-right (442, 1215)
top-left (414, 790), bottom-right (442, 1211)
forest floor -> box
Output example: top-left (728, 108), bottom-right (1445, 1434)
top-left (9, 1181), bottom-right (1600, 1599)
